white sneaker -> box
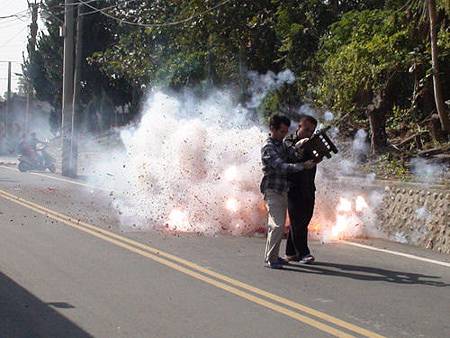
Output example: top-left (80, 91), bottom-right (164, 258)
top-left (299, 254), bottom-right (315, 264)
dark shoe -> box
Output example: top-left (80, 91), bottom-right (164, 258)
top-left (276, 257), bottom-right (289, 265)
top-left (284, 255), bottom-right (299, 262)
top-left (264, 260), bottom-right (284, 269)
top-left (299, 254), bottom-right (315, 264)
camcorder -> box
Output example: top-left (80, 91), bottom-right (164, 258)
top-left (300, 126), bottom-right (338, 161)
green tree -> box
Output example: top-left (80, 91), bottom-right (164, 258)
top-left (23, 0), bottom-right (133, 133)
top-left (316, 9), bottom-right (417, 153)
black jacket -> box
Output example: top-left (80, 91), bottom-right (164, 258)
top-left (284, 134), bottom-right (317, 199)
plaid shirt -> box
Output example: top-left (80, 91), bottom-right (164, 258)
top-left (260, 136), bottom-right (302, 194)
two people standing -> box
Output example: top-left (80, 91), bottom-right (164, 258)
top-left (260, 114), bottom-right (319, 269)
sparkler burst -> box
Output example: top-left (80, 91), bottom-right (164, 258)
top-left (168, 209), bottom-right (190, 231)
top-left (225, 198), bottom-right (240, 213)
top-left (329, 195), bottom-right (369, 239)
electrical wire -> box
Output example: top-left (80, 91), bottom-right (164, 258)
top-left (80, 0), bottom-right (140, 16)
top-left (0, 9), bottom-right (29, 19)
top-left (77, 0), bottom-right (233, 28)
top-left (45, 0), bottom-right (146, 18)
top-left (0, 13), bottom-right (31, 32)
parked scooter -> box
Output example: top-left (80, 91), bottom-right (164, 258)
top-left (18, 142), bottom-right (56, 173)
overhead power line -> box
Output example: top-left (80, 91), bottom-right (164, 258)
top-left (81, 0), bottom-right (140, 16)
top-left (78, 0), bottom-right (233, 28)
top-left (0, 8), bottom-right (29, 19)
top-left (39, 0), bottom-right (132, 22)
top-left (45, 0), bottom-right (147, 19)
top-left (39, 0), bottom-right (233, 28)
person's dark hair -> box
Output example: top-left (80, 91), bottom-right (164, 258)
top-left (298, 114), bottom-right (318, 127)
top-left (269, 114), bottom-right (291, 130)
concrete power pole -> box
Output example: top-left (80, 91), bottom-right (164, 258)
top-left (25, 0), bottom-right (39, 133)
top-left (71, 3), bottom-right (84, 176)
top-left (6, 61), bottom-right (11, 139)
top-left (61, 0), bottom-right (75, 177)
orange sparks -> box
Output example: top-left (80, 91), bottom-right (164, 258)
top-left (331, 215), bottom-right (348, 238)
top-left (310, 223), bottom-right (322, 233)
top-left (330, 196), bottom-right (368, 239)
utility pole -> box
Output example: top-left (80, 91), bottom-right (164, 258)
top-left (25, 0), bottom-right (40, 133)
top-left (6, 61), bottom-right (11, 139)
top-left (61, 0), bottom-right (75, 177)
top-left (71, 2), bottom-right (84, 176)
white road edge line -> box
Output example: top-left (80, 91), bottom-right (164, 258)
top-left (341, 240), bottom-right (450, 268)
top-left (0, 165), bottom-right (110, 192)
top-left (2, 164), bottom-right (449, 269)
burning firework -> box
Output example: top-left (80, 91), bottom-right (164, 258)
top-left (98, 91), bottom-right (268, 235)
top-left (88, 88), bottom-right (380, 239)
top-left (328, 195), bottom-right (369, 239)
top-left (225, 197), bottom-right (240, 213)
top-left (168, 209), bottom-right (190, 231)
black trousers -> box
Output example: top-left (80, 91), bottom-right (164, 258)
top-left (286, 194), bottom-right (315, 258)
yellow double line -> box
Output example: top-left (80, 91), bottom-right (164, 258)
top-left (0, 188), bottom-right (384, 338)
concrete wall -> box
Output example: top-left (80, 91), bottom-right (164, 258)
top-left (336, 177), bottom-right (450, 254)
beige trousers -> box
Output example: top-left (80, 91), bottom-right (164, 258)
top-left (263, 189), bottom-right (288, 263)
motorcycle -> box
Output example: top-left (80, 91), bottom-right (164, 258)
top-left (18, 142), bottom-right (56, 173)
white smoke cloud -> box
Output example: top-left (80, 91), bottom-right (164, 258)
top-left (88, 90), bottom-right (267, 235)
top-left (298, 104), bottom-right (317, 118)
top-left (83, 75), bottom-right (391, 242)
top-left (246, 69), bottom-right (295, 109)
top-left (352, 129), bottom-right (368, 155)
top-left (323, 111), bottom-right (334, 121)
top-left (415, 206), bottom-right (431, 221)
top-left (410, 157), bottom-right (447, 183)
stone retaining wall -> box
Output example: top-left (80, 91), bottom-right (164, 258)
top-left (335, 177), bottom-right (450, 254)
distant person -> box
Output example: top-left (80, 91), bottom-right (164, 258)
top-left (28, 132), bottom-right (48, 166)
top-left (29, 132), bottom-right (42, 149)
top-left (260, 114), bottom-right (316, 269)
top-left (284, 115), bottom-right (320, 264)
top-left (17, 133), bottom-right (30, 156)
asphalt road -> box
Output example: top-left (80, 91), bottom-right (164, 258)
top-left (0, 165), bottom-right (449, 338)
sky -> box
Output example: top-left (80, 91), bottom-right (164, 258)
top-left (0, 0), bottom-right (33, 97)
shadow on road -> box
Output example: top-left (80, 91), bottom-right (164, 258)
top-left (0, 272), bottom-right (93, 338)
top-left (283, 262), bottom-right (450, 287)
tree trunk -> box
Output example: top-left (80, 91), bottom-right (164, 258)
top-left (430, 114), bottom-right (447, 142)
top-left (367, 110), bottom-right (388, 155)
top-left (367, 90), bottom-right (390, 155)
top-left (330, 0), bottom-right (339, 15)
top-left (427, 0), bottom-right (450, 133)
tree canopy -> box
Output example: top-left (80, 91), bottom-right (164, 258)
top-left (25, 0), bottom-right (450, 154)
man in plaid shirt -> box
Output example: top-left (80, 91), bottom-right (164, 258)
top-left (260, 115), bottom-right (316, 269)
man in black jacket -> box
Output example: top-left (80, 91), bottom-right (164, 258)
top-left (284, 115), bottom-right (319, 264)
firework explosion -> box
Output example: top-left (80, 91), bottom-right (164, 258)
top-left (88, 88), bottom-right (382, 239)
